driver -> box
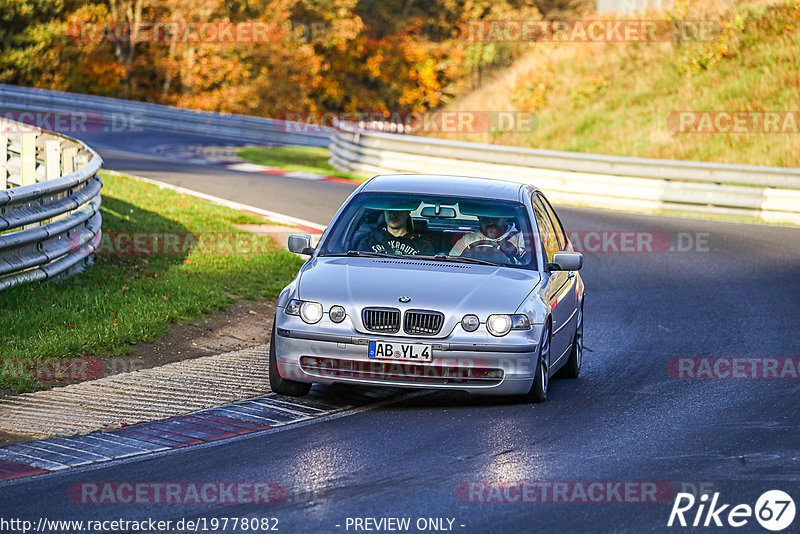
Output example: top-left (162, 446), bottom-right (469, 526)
top-left (449, 216), bottom-right (526, 258)
top-left (357, 210), bottom-right (434, 256)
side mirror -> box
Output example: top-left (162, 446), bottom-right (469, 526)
top-left (549, 252), bottom-right (583, 271)
top-left (288, 234), bottom-right (314, 255)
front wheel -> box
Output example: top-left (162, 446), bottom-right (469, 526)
top-left (556, 300), bottom-right (583, 379)
top-left (268, 320), bottom-right (312, 397)
top-left (524, 321), bottom-right (551, 403)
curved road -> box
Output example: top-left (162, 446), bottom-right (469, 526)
top-left (2, 130), bottom-right (800, 533)
top-left (80, 130), bottom-right (354, 224)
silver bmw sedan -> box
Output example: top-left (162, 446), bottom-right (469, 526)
top-left (270, 174), bottom-right (584, 403)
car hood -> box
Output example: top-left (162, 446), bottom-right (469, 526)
top-left (297, 256), bottom-right (540, 317)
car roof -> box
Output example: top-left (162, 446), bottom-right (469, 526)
top-left (360, 174), bottom-right (535, 202)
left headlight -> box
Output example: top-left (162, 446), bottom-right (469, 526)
top-left (487, 314), bottom-right (531, 336)
top-left (285, 299), bottom-right (323, 324)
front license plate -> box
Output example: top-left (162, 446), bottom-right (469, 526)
top-left (368, 341), bottom-right (432, 362)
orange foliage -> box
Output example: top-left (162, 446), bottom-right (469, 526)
top-left (3, 0), bottom-right (543, 116)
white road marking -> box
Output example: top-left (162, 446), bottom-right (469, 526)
top-left (226, 162), bottom-right (279, 173)
top-left (284, 171), bottom-right (326, 180)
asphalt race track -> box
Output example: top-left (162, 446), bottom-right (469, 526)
top-left (79, 130), bottom-right (354, 224)
top-left (2, 130), bottom-right (799, 533)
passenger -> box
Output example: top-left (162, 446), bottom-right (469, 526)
top-left (450, 216), bottom-right (526, 258)
top-left (356, 210), bottom-right (434, 256)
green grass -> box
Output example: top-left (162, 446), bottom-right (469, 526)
top-left (0, 171), bottom-right (304, 392)
top-left (440, 0), bottom-right (800, 168)
top-left (237, 145), bottom-right (366, 181)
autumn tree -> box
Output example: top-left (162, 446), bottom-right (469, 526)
top-left (0, 0), bottom-right (588, 116)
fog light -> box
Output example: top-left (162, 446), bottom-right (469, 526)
top-left (329, 305), bottom-right (346, 323)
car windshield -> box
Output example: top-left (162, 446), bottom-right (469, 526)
top-left (318, 192), bottom-right (538, 269)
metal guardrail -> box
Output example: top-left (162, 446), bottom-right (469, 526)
top-left (5, 84), bottom-right (798, 225)
top-left (330, 121), bottom-right (800, 224)
top-left (0, 84), bottom-right (330, 147)
top-left (0, 119), bottom-right (102, 291)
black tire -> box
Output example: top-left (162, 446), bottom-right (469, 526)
top-left (268, 321), bottom-right (312, 397)
top-left (555, 300), bottom-right (583, 379)
top-left (525, 320), bottom-right (551, 403)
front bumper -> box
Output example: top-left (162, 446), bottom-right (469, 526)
top-left (273, 314), bottom-right (544, 396)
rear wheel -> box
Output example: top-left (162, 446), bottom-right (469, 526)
top-left (268, 320), bottom-right (312, 397)
top-left (525, 321), bottom-right (551, 403)
top-left (556, 300), bottom-right (583, 379)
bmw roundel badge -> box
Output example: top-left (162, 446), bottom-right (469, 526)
top-left (398, 296), bottom-right (412, 303)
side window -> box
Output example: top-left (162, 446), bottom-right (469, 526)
top-left (539, 195), bottom-right (568, 251)
top-left (533, 196), bottom-right (559, 263)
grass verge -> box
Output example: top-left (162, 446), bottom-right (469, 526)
top-left (0, 171), bottom-right (304, 392)
top-left (440, 0), bottom-right (800, 168)
top-left (237, 145), bottom-right (365, 181)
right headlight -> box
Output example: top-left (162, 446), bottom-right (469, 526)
top-left (300, 301), bottom-right (324, 324)
top-left (285, 299), bottom-right (323, 324)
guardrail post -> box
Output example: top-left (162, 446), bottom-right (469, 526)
top-left (75, 154), bottom-right (89, 170)
top-left (44, 140), bottom-right (61, 181)
top-left (20, 131), bottom-right (36, 186)
top-left (62, 146), bottom-right (77, 175)
top-left (0, 133), bottom-right (7, 189)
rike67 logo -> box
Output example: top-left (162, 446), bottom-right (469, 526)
top-left (668, 490), bottom-right (795, 531)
